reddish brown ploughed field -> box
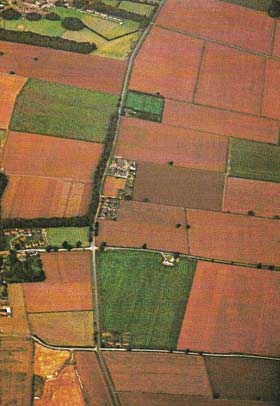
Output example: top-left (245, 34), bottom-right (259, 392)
top-left (163, 100), bottom-right (279, 144)
top-left (40, 251), bottom-right (92, 284)
top-left (262, 59), bottom-right (280, 120)
top-left (2, 131), bottom-right (103, 181)
top-left (129, 26), bottom-right (204, 101)
top-left (103, 176), bottom-right (126, 197)
top-left (156, 0), bottom-right (274, 54)
top-left (103, 352), bottom-right (213, 397)
top-left (0, 74), bottom-right (27, 129)
top-left (116, 117), bottom-right (228, 172)
top-left (97, 200), bottom-right (188, 253)
top-left (222, 177), bottom-right (280, 218)
top-left (2, 175), bottom-right (91, 218)
top-left (118, 394), bottom-right (278, 406)
top-left (75, 352), bottom-right (112, 406)
top-left (23, 282), bottom-right (93, 312)
top-left (204, 357), bottom-right (280, 402)
top-left (195, 42), bottom-right (265, 115)
top-left (187, 209), bottom-right (280, 265)
top-left (0, 41), bottom-right (126, 94)
top-left (177, 262), bottom-right (280, 356)
top-left (133, 162), bottom-right (225, 211)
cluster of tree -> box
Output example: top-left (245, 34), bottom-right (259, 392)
top-left (45, 12), bottom-right (61, 21)
top-left (87, 113), bottom-right (119, 223)
top-left (1, 7), bottom-right (21, 20)
top-left (61, 17), bottom-right (84, 30)
top-left (26, 12), bottom-right (42, 21)
top-left (0, 28), bottom-right (96, 53)
top-left (0, 173), bottom-right (8, 199)
top-left (268, 0), bottom-right (280, 17)
top-left (2, 251), bottom-right (45, 283)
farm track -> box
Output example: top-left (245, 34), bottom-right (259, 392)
top-left (89, 2), bottom-right (168, 404)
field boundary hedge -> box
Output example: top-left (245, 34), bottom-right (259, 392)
top-left (0, 28), bottom-right (96, 54)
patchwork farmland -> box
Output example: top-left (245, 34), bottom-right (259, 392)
top-left (0, 40), bottom-right (126, 93)
top-left (1, 0), bottom-right (280, 404)
top-left (177, 262), bottom-right (280, 356)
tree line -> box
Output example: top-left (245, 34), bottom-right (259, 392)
top-left (0, 28), bottom-right (96, 53)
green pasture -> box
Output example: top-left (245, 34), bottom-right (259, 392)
top-left (10, 78), bottom-right (118, 143)
top-left (228, 138), bottom-right (280, 183)
top-left (97, 250), bottom-right (197, 349)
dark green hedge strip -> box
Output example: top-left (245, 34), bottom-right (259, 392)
top-left (0, 28), bottom-right (96, 54)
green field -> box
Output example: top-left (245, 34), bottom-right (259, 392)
top-left (10, 78), bottom-right (118, 143)
top-left (0, 16), bottom-right (64, 37)
top-left (83, 14), bottom-right (139, 40)
top-left (96, 30), bottom-right (140, 59)
top-left (0, 129), bottom-right (6, 141)
top-left (0, 7), bottom-right (141, 59)
top-left (221, 0), bottom-right (270, 11)
top-left (46, 227), bottom-right (90, 247)
top-left (228, 138), bottom-right (280, 183)
top-left (125, 90), bottom-right (164, 122)
top-left (97, 250), bottom-right (197, 349)
top-left (119, 1), bottom-right (155, 16)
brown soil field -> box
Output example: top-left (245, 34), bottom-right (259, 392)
top-left (40, 251), bottom-right (92, 284)
top-left (222, 177), bottom-right (280, 218)
top-left (1, 284), bottom-right (30, 336)
top-left (0, 40), bottom-right (126, 94)
top-left (272, 21), bottom-right (280, 57)
top-left (34, 344), bottom-right (70, 378)
top-left (97, 200), bottom-right (189, 253)
top-left (133, 162), bottom-right (225, 210)
top-left (205, 357), bottom-right (280, 401)
top-left (75, 352), bottom-right (112, 406)
top-left (34, 364), bottom-right (86, 406)
top-left (29, 311), bottom-right (94, 346)
top-left (177, 262), bottom-right (280, 356)
top-left (116, 117), bottom-right (228, 172)
top-left (23, 282), bottom-right (93, 312)
top-left (129, 26), bottom-right (204, 101)
top-left (156, 0), bottom-right (274, 55)
top-left (103, 176), bottom-right (126, 197)
top-left (2, 131), bottom-right (103, 181)
top-left (118, 394), bottom-right (279, 406)
top-left (163, 100), bottom-right (279, 144)
top-left (187, 209), bottom-right (280, 265)
top-left (103, 352), bottom-right (212, 397)
top-left (0, 73), bottom-right (27, 129)
top-left (0, 337), bottom-right (33, 406)
top-left (262, 59), bottom-right (280, 119)
top-left (2, 175), bottom-right (91, 218)
top-left (195, 42), bottom-right (265, 115)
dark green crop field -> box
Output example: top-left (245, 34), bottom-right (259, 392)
top-left (97, 250), bottom-right (197, 349)
top-left (228, 138), bottom-right (280, 183)
top-left (10, 78), bottom-right (118, 142)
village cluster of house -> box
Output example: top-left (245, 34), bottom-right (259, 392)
top-left (107, 157), bottom-right (136, 179)
top-left (4, 228), bottom-right (47, 250)
top-left (98, 197), bottom-right (120, 220)
top-left (99, 157), bottom-right (137, 220)
top-left (102, 331), bottom-right (131, 349)
top-left (0, 280), bottom-right (11, 318)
